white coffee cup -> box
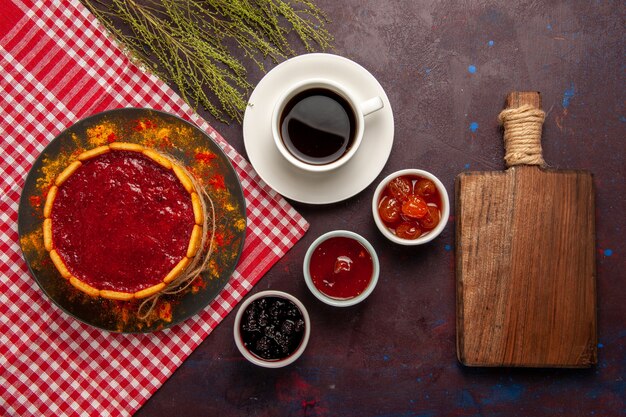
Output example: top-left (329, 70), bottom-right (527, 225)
top-left (271, 78), bottom-right (384, 172)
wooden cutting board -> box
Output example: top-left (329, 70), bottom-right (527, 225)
top-left (455, 91), bottom-right (597, 367)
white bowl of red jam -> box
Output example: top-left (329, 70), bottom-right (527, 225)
top-left (303, 230), bottom-right (380, 307)
top-left (234, 290), bottom-right (310, 368)
top-left (372, 169), bottom-right (449, 245)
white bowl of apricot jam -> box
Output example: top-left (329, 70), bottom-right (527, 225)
top-left (372, 169), bottom-right (449, 245)
top-left (303, 230), bottom-right (380, 307)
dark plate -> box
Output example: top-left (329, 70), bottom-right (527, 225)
top-left (17, 108), bottom-right (246, 333)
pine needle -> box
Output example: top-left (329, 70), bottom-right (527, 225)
top-left (81, 0), bottom-right (333, 123)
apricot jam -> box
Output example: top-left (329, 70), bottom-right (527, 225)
top-left (377, 174), bottom-right (442, 240)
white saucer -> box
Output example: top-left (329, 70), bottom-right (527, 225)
top-left (243, 53), bottom-right (394, 204)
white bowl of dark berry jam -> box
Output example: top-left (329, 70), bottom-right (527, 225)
top-left (303, 230), bottom-right (380, 307)
top-left (234, 290), bottom-right (310, 368)
top-left (372, 169), bottom-right (449, 245)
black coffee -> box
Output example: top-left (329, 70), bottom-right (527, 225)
top-left (280, 88), bottom-right (356, 165)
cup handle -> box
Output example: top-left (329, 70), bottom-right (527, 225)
top-left (360, 96), bottom-right (384, 117)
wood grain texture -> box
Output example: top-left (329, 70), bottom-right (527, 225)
top-left (506, 90), bottom-right (541, 109)
top-left (456, 164), bottom-right (596, 367)
top-left (456, 91), bottom-right (597, 368)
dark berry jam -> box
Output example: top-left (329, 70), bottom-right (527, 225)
top-left (309, 236), bottom-right (373, 299)
top-left (240, 297), bottom-right (306, 361)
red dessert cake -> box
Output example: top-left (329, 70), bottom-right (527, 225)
top-left (42, 142), bottom-right (204, 300)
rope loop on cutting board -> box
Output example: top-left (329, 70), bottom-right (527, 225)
top-left (498, 105), bottom-right (546, 167)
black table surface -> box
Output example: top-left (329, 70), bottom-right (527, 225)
top-left (117, 1), bottom-right (624, 416)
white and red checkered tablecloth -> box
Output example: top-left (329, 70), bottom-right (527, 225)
top-left (0, 1), bottom-right (308, 415)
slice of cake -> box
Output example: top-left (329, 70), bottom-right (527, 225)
top-left (42, 142), bottom-right (204, 301)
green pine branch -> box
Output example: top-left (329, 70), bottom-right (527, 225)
top-left (82, 0), bottom-right (333, 123)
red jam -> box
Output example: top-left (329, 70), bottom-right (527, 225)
top-left (51, 151), bottom-right (195, 293)
top-left (309, 236), bottom-right (373, 300)
top-left (378, 175), bottom-right (442, 240)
